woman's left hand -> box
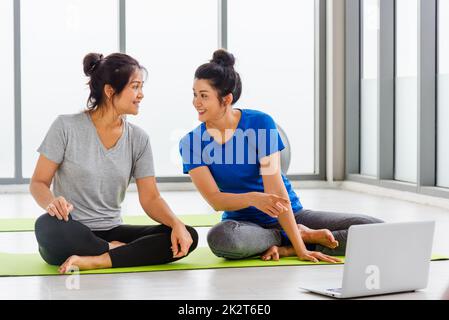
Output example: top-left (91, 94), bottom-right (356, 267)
top-left (297, 250), bottom-right (342, 263)
top-left (171, 223), bottom-right (194, 258)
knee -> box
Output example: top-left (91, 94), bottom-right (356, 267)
top-left (34, 214), bottom-right (60, 243)
top-left (207, 220), bottom-right (237, 249)
top-left (207, 221), bottom-right (246, 259)
top-left (371, 216), bottom-right (384, 224)
top-left (35, 213), bottom-right (76, 247)
top-left (35, 214), bottom-right (68, 265)
top-left (353, 215), bottom-right (384, 225)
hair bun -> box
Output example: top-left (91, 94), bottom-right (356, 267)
top-left (83, 53), bottom-right (104, 76)
top-left (211, 49), bottom-right (235, 68)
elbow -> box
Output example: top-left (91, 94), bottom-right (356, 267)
top-left (207, 193), bottom-right (223, 212)
top-left (209, 200), bottom-right (222, 212)
top-left (29, 180), bottom-right (43, 200)
top-left (29, 179), bottom-right (49, 192)
top-left (29, 179), bottom-right (39, 194)
top-left (211, 204), bottom-right (222, 212)
top-left (139, 195), bottom-right (160, 209)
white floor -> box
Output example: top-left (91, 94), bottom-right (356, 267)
top-left (1, 188), bottom-right (449, 300)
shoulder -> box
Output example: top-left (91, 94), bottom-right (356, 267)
top-left (126, 121), bottom-right (153, 157)
top-left (127, 120), bottom-right (150, 142)
top-left (241, 109), bottom-right (276, 128)
top-left (51, 113), bottom-right (87, 130)
top-left (57, 112), bottom-right (84, 122)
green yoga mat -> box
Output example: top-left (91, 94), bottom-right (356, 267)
top-left (0, 247), bottom-right (448, 277)
top-left (0, 214), bottom-right (221, 233)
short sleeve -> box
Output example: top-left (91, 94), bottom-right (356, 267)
top-left (133, 134), bottom-right (155, 179)
top-left (179, 132), bottom-right (207, 174)
top-left (37, 115), bottom-right (67, 164)
top-left (257, 113), bottom-right (285, 160)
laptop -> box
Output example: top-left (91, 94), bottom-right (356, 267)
top-left (299, 221), bottom-right (435, 299)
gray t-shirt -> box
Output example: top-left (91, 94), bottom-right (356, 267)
top-left (37, 112), bottom-right (155, 230)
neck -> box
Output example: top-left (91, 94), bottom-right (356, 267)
top-left (89, 105), bottom-right (123, 129)
top-left (206, 108), bottom-right (239, 132)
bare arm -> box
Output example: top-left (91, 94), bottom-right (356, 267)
top-left (260, 152), bottom-right (339, 263)
top-left (136, 176), bottom-right (183, 228)
top-left (29, 154), bottom-right (72, 221)
top-left (136, 176), bottom-right (193, 257)
top-left (260, 152), bottom-right (308, 256)
top-left (188, 166), bottom-right (253, 212)
top-left (188, 166), bottom-right (289, 216)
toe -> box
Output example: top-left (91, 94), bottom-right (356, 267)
top-left (59, 257), bottom-right (71, 274)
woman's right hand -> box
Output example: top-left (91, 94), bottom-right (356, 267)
top-left (249, 192), bottom-right (291, 218)
top-left (46, 196), bottom-right (74, 222)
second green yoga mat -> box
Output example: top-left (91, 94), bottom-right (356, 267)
top-left (1, 247), bottom-right (448, 277)
top-left (0, 214), bottom-right (221, 233)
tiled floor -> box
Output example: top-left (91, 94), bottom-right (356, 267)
top-left (1, 188), bottom-right (448, 300)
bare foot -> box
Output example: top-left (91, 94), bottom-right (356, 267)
top-left (58, 253), bottom-right (112, 274)
top-left (109, 241), bottom-right (126, 250)
top-left (298, 224), bottom-right (339, 249)
top-left (261, 246), bottom-right (294, 261)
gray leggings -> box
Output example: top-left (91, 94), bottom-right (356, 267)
top-left (207, 209), bottom-right (384, 259)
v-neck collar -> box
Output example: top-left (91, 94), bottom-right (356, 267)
top-left (85, 112), bottom-right (126, 154)
top-left (203, 108), bottom-right (244, 146)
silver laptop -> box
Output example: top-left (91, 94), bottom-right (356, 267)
top-left (299, 221), bottom-right (435, 299)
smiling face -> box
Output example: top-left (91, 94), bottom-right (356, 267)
top-left (193, 78), bottom-right (231, 122)
top-left (110, 69), bottom-right (144, 116)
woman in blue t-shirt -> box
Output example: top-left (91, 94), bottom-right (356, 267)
top-left (180, 49), bottom-right (383, 263)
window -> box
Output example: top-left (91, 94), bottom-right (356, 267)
top-left (437, 0), bottom-right (449, 188)
top-left (0, 0), bottom-right (15, 178)
top-left (126, 0), bottom-right (218, 177)
top-left (227, 0), bottom-right (316, 174)
top-left (395, 0), bottom-right (418, 183)
top-left (360, 0), bottom-right (379, 177)
top-left (2, 0), bottom-right (323, 184)
top-left (21, 0), bottom-right (118, 178)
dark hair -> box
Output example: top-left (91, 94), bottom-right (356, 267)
top-left (83, 52), bottom-right (147, 110)
top-left (194, 49), bottom-right (242, 105)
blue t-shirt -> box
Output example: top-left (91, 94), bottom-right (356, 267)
top-left (179, 109), bottom-right (303, 228)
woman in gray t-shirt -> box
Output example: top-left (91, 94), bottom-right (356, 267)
top-left (31, 52), bottom-right (198, 273)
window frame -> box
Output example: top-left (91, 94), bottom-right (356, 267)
top-left (345, 0), bottom-right (449, 198)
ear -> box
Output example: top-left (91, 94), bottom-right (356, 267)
top-left (103, 84), bottom-right (115, 100)
top-left (222, 93), bottom-right (234, 107)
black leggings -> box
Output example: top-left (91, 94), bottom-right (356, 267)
top-left (34, 214), bottom-right (199, 268)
